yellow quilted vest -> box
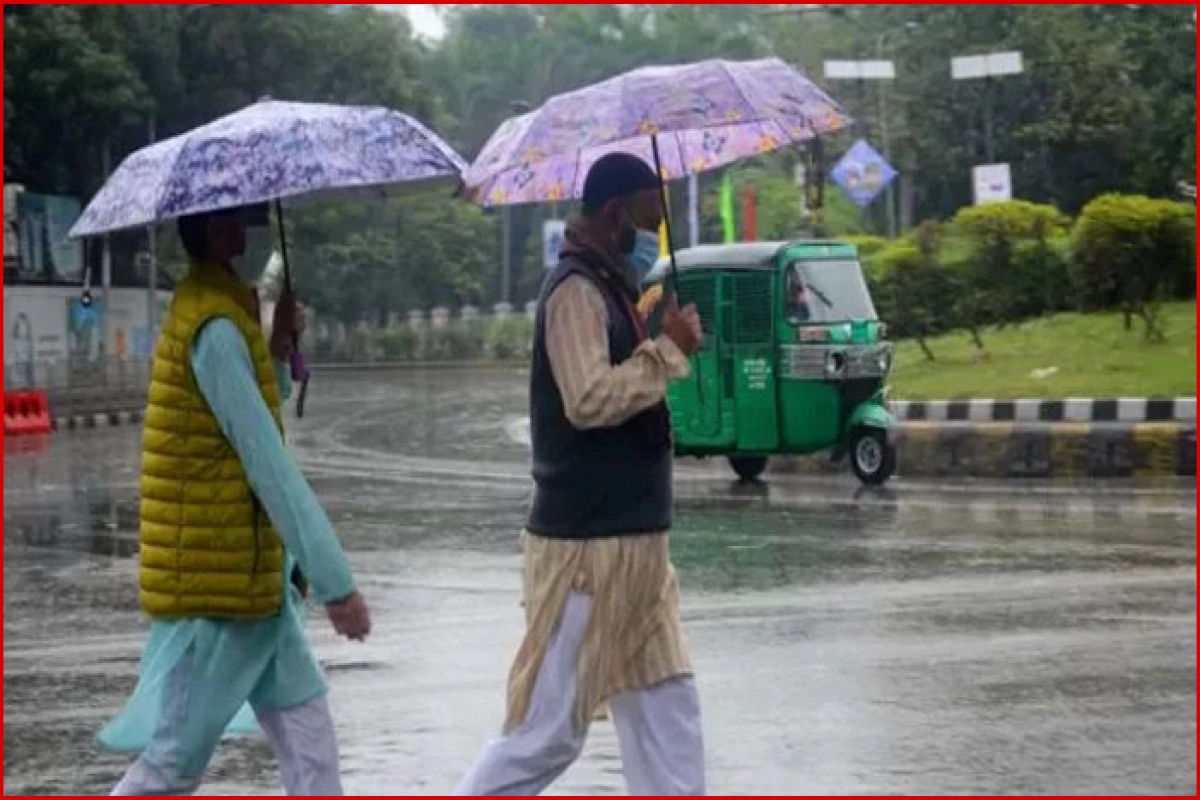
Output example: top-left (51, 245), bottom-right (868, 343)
top-left (139, 261), bottom-right (286, 619)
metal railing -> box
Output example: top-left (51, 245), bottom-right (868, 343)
top-left (5, 356), bottom-right (151, 418)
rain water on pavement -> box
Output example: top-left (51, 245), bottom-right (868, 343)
top-left (4, 368), bottom-right (1195, 795)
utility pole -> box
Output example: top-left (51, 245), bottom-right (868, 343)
top-left (500, 99), bottom-right (532, 306)
top-left (875, 31), bottom-right (900, 239)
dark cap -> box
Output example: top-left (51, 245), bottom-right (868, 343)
top-left (581, 153), bottom-right (659, 214)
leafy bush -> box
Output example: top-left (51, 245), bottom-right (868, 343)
top-left (485, 315), bottom-right (535, 361)
top-left (1070, 194), bottom-right (1195, 339)
top-left (374, 327), bottom-right (418, 361)
top-left (1011, 235), bottom-right (1072, 319)
top-left (951, 201), bottom-right (1070, 327)
top-left (423, 325), bottom-right (483, 361)
top-left (874, 236), bottom-right (946, 361)
top-left (340, 328), bottom-right (374, 363)
top-left (840, 234), bottom-right (891, 259)
top-left (952, 200), bottom-right (1069, 241)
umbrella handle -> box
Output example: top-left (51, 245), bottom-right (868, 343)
top-left (650, 134), bottom-right (703, 405)
top-left (290, 348), bottom-right (310, 418)
top-left (275, 199), bottom-right (311, 419)
top-left (650, 136), bottom-right (681, 297)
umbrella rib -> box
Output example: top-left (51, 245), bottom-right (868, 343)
top-left (149, 135), bottom-right (189, 230)
top-left (720, 59), bottom-right (767, 128)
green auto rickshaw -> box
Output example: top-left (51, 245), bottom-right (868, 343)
top-left (642, 240), bottom-right (897, 485)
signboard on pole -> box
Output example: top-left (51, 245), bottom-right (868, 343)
top-left (830, 139), bottom-right (897, 208)
top-left (972, 163), bottom-right (1013, 205)
top-left (542, 219), bottom-right (566, 269)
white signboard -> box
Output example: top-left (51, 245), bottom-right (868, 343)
top-left (543, 219), bottom-right (566, 269)
top-left (952, 51), bottom-right (1023, 81)
top-left (972, 163), bottom-right (1012, 205)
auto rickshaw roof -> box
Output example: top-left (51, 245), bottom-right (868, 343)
top-left (644, 242), bottom-right (787, 284)
top-left (644, 240), bottom-right (858, 285)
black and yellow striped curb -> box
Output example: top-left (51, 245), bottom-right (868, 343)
top-left (889, 397), bottom-right (1195, 423)
top-left (770, 422), bottom-right (1196, 479)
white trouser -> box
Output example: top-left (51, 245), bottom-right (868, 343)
top-left (455, 591), bottom-right (706, 796)
top-left (111, 694), bottom-right (343, 796)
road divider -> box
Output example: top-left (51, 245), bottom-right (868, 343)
top-left (889, 397), bottom-right (1195, 424)
top-left (771, 421), bottom-right (1196, 479)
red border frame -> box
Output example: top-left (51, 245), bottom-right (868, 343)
top-left (1, 3), bottom-right (1196, 798)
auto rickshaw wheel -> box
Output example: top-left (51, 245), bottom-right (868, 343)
top-left (849, 427), bottom-right (895, 486)
top-left (728, 455), bottom-right (769, 483)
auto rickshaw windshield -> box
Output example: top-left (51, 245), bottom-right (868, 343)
top-left (785, 259), bottom-right (877, 323)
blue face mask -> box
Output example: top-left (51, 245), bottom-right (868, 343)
top-left (626, 228), bottom-right (660, 282)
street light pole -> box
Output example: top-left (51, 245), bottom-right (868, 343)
top-left (875, 31), bottom-right (897, 239)
top-left (869, 22), bottom-right (918, 239)
top-left (950, 51), bottom-right (1023, 201)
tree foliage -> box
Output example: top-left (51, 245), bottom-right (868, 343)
top-left (4, 3), bottom-right (1194, 324)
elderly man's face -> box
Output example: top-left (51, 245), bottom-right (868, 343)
top-left (627, 188), bottom-right (663, 232)
top-left (601, 187), bottom-right (663, 254)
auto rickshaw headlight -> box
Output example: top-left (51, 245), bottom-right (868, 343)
top-left (877, 350), bottom-right (892, 373)
top-left (825, 351), bottom-right (847, 378)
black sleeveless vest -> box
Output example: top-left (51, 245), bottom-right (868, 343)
top-left (526, 254), bottom-right (673, 539)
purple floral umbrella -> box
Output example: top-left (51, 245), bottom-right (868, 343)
top-left (70, 98), bottom-right (467, 417)
top-left (462, 58), bottom-right (852, 209)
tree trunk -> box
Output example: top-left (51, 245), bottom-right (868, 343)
top-left (1139, 305), bottom-right (1166, 342)
top-left (917, 337), bottom-right (935, 362)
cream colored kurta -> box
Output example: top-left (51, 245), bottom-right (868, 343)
top-left (504, 276), bottom-right (693, 733)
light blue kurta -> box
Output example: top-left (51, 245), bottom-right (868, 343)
top-left (99, 318), bottom-right (355, 780)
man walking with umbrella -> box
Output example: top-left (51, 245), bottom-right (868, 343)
top-left (456, 153), bottom-right (705, 796)
top-left (102, 207), bottom-right (370, 795)
top-left (69, 97), bottom-right (465, 796)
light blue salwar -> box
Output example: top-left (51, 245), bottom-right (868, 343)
top-left (99, 318), bottom-right (355, 784)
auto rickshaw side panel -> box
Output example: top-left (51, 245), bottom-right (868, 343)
top-left (726, 269), bottom-right (781, 453)
top-left (666, 270), bottom-right (736, 451)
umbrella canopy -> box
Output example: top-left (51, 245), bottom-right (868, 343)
top-left (70, 99), bottom-right (467, 238)
top-left (463, 57), bottom-right (852, 208)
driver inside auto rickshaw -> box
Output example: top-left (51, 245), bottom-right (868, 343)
top-left (786, 275), bottom-right (811, 324)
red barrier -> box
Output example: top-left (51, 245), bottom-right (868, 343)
top-left (4, 390), bottom-right (52, 436)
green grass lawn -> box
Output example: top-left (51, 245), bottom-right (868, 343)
top-left (890, 301), bottom-right (1196, 400)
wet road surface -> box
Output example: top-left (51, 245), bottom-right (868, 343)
top-left (4, 369), bottom-right (1196, 795)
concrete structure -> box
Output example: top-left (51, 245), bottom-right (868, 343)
top-left (4, 284), bottom-right (169, 390)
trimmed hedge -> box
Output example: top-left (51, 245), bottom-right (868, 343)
top-left (1070, 193), bottom-right (1195, 338)
top-left (865, 194), bottom-right (1193, 357)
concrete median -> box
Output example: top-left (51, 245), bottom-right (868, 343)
top-left (770, 421), bottom-right (1196, 480)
